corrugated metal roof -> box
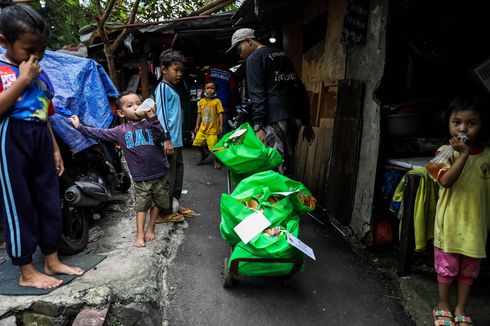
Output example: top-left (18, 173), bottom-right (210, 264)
top-left (81, 0), bottom-right (312, 66)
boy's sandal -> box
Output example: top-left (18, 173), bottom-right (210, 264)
top-left (197, 153), bottom-right (209, 165)
top-left (156, 213), bottom-right (184, 223)
top-left (179, 207), bottom-right (200, 218)
top-left (454, 315), bottom-right (472, 325)
top-left (433, 307), bottom-right (456, 326)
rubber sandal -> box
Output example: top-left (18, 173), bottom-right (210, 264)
top-left (179, 207), bottom-right (199, 218)
top-left (156, 213), bottom-right (184, 223)
top-left (433, 307), bottom-right (456, 326)
top-left (197, 153), bottom-right (209, 165)
top-left (454, 315), bottom-right (472, 325)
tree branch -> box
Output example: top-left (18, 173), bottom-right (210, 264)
top-left (92, 0), bottom-right (111, 49)
top-left (109, 0), bottom-right (141, 53)
top-left (100, 0), bottom-right (117, 25)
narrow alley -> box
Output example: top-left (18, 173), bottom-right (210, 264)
top-left (163, 149), bottom-right (414, 325)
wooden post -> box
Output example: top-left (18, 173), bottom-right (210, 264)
top-left (139, 52), bottom-right (149, 99)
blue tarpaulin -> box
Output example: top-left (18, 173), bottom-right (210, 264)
top-left (0, 47), bottom-right (119, 153)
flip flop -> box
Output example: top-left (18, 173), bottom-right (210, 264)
top-left (454, 315), bottom-right (472, 325)
top-left (156, 213), bottom-right (184, 223)
top-left (179, 207), bottom-right (199, 218)
top-left (433, 307), bottom-right (456, 326)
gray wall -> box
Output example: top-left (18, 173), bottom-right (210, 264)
top-left (345, 0), bottom-right (389, 238)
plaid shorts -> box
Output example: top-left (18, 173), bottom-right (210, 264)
top-left (133, 175), bottom-right (170, 212)
top-left (264, 121), bottom-right (288, 158)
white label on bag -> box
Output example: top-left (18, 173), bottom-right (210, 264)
top-left (271, 191), bottom-right (297, 197)
top-left (287, 233), bottom-right (316, 261)
top-left (234, 211), bottom-right (271, 244)
top-left (228, 128), bottom-right (247, 140)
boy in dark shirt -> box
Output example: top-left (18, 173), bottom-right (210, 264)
top-left (69, 91), bottom-right (182, 248)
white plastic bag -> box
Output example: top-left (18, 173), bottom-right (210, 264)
top-left (425, 133), bottom-right (468, 180)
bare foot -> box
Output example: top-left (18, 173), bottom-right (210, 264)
top-left (133, 239), bottom-right (146, 247)
top-left (45, 261), bottom-right (84, 276)
top-left (145, 231), bottom-right (155, 242)
top-left (19, 264), bottom-right (63, 289)
top-left (133, 232), bottom-right (146, 247)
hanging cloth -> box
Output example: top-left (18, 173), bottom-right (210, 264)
top-left (341, 0), bottom-right (370, 49)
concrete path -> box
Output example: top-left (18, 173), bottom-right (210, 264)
top-left (164, 148), bottom-right (414, 326)
top-left (0, 179), bottom-right (187, 325)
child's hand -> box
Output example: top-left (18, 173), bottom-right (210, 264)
top-left (164, 140), bottom-right (174, 156)
top-left (69, 115), bottom-right (80, 128)
top-left (18, 55), bottom-right (41, 83)
top-left (449, 136), bottom-right (470, 155)
top-left (54, 150), bottom-right (64, 176)
top-left (218, 126), bottom-right (223, 134)
top-left (146, 105), bottom-right (156, 118)
top-left (194, 126), bottom-right (199, 134)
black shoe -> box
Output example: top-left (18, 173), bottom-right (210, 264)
top-left (197, 153), bottom-right (209, 165)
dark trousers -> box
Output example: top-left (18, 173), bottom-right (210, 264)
top-left (0, 118), bottom-right (61, 265)
top-left (161, 147), bottom-right (184, 214)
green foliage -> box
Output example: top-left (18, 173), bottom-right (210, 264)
top-left (140, 0), bottom-right (209, 20)
top-left (36, 0), bottom-right (238, 50)
top-left (35, 0), bottom-right (96, 50)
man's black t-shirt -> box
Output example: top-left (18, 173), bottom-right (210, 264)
top-left (246, 46), bottom-right (310, 128)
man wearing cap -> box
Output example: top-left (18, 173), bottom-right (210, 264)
top-left (227, 28), bottom-right (315, 174)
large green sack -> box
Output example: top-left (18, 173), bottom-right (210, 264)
top-left (211, 123), bottom-right (283, 177)
top-left (220, 189), bottom-right (295, 246)
top-left (219, 171), bottom-right (315, 245)
top-left (228, 217), bottom-right (304, 276)
top-left (230, 170), bottom-right (316, 216)
top-left (219, 171), bottom-right (316, 276)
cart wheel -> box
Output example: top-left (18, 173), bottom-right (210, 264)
top-left (222, 257), bottom-right (233, 288)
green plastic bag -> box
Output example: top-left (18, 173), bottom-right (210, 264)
top-left (230, 170), bottom-right (316, 216)
top-left (211, 123), bottom-right (283, 177)
top-left (229, 217), bottom-right (304, 276)
top-left (219, 171), bottom-right (316, 245)
top-left (220, 188), bottom-right (295, 246)
top-left (219, 171), bottom-right (316, 276)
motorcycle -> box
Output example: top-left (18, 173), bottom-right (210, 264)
top-left (228, 98), bottom-right (252, 130)
top-left (56, 135), bottom-right (131, 255)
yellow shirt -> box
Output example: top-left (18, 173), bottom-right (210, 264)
top-left (433, 146), bottom-right (490, 258)
top-left (197, 97), bottom-right (224, 135)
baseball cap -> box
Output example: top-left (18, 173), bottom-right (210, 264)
top-left (226, 28), bottom-right (255, 54)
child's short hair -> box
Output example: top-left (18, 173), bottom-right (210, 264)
top-left (116, 91), bottom-right (142, 110)
top-left (448, 95), bottom-right (488, 118)
top-left (0, 3), bottom-right (48, 44)
top-left (448, 95), bottom-right (489, 141)
top-left (159, 49), bottom-right (186, 68)
top-left (205, 80), bottom-right (218, 89)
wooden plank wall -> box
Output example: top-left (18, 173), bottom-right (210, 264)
top-left (325, 79), bottom-right (364, 225)
top-left (293, 80), bottom-right (337, 197)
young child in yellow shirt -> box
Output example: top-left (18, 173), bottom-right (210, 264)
top-left (430, 95), bottom-right (490, 326)
top-left (193, 81), bottom-right (224, 169)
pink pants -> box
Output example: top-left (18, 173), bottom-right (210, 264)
top-left (434, 247), bottom-right (481, 286)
